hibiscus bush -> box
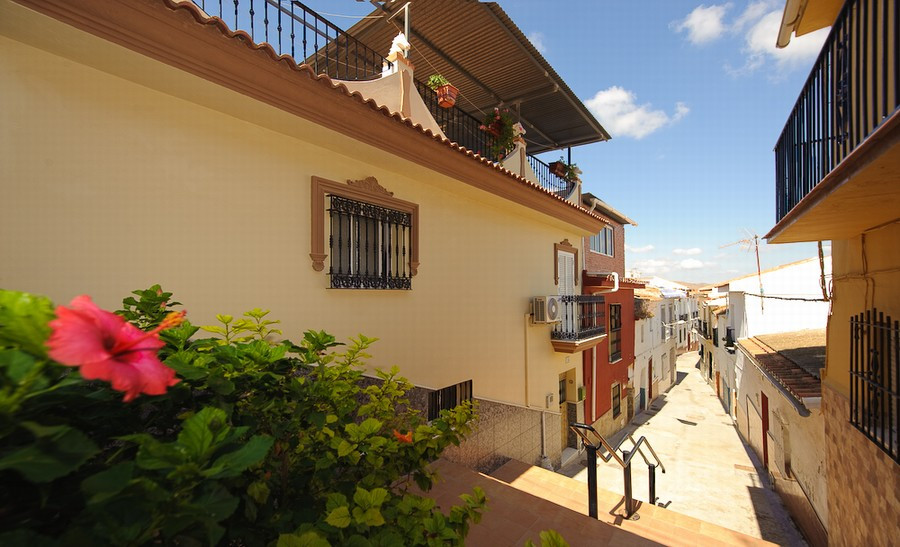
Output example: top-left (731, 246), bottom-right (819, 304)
top-left (0, 287), bottom-right (483, 546)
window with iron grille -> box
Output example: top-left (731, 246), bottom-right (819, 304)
top-left (428, 380), bottom-right (473, 421)
top-left (612, 383), bottom-right (621, 418)
top-left (713, 327), bottom-right (719, 347)
top-left (328, 194), bottom-right (412, 289)
top-left (850, 309), bottom-right (898, 463)
top-left (609, 304), bottom-right (622, 362)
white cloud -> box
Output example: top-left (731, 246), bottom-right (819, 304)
top-left (673, 247), bottom-right (702, 255)
top-left (728, 7), bottom-right (829, 75)
top-left (630, 258), bottom-right (671, 276)
top-left (585, 87), bottom-right (689, 139)
top-left (679, 258), bottom-right (705, 269)
top-left (672, 4), bottom-right (731, 45)
top-left (732, 1), bottom-right (771, 32)
top-left (527, 32), bottom-right (547, 54)
top-left (626, 244), bottom-right (655, 253)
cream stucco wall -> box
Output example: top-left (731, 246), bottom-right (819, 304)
top-left (825, 223), bottom-right (900, 397)
top-left (0, 31), bottom-right (585, 412)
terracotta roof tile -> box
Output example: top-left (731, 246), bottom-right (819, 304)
top-left (163, 0), bottom-right (608, 224)
top-left (738, 333), bottom-right (824, 405)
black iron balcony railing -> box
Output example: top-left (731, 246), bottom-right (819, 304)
top-left (850, 308), bottom-right (898, 463)
top-left (192, 0), bottom-right (390, 80)
top-left (527, 156), bottom-right (577, 198)
top-left (552, 295), bottom-right (607, 342)
top-left (192, 0), bottom-right (580, 196)
top-left (413, 80), bottom-right (496, 159)
top-left (774, 0), bottom-right (899, 222)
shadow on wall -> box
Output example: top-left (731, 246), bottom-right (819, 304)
top-left (675, 371), bottom-right (689, 386)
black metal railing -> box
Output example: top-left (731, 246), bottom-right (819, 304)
top-left (850, 308), bottom-right (898, 463)
top-left (191, 0), bottom-right (390, 80)
top-left (552, 295), bottom-right (606, 342)
top-left (413, 80), bottom-right (496, 159)
top-left (328, 194), bottom-right (412, 289)
top-left (570, 423), bottom-right (665, 520)
top-left (191, 0), bottom-right (584, 196)
top-left (527, 156), bottom-right (576, 198)
top-left (775, 0), bottom-right (899, 222)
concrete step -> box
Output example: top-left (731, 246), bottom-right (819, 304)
top-left (489, 459), bottom-right (776, 546)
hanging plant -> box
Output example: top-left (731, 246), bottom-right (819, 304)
top-left (479, 107), bottom-right (516, 159)
top-left (426, 74), bottom-right (459, 108)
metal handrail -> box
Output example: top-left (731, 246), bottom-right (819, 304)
top-left (570, 423), bottom-right (665, 472)
top-left (570, 422), bottom-right (665, 520)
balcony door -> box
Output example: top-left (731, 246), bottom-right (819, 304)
top-left (557, 250), bottom-right (575, 332)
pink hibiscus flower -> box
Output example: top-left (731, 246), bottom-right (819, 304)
top-left (47, 295), bottom-right (184, 402)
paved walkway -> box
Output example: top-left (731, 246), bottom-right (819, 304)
top-left (559, 351), bottom-right (806, 545)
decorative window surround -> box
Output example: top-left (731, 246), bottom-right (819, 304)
top-left (310, 176), bottom-right (419, 280)
top-left (553, 239), bottom-right (578, 286)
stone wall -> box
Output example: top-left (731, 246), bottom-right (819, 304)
top-left (824, 383), bottom-right (900, 546)
top-left (439, 398), bottom-right (562, 473)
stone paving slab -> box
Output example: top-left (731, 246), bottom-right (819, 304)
top-left (559, 351), bottom-right (807, 546)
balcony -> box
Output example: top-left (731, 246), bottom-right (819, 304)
top-left (769, 0), bottom-right (900, 243)
top-left (551, 295), bottom-right (607, 353)
top-left (190, 0), bottom-right (590, 200)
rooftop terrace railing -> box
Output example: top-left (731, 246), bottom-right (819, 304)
top-left (527, 155), bottom-right (577, 198)
top-left (774, 0), bottom-right (899, 222)
top-left (191, 0), bottom-right (579, 197)
top-left (192, 0), bottom-right (390, 80)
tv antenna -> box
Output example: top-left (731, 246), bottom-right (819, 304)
top-left (720, 230), bottom-right (764, 311)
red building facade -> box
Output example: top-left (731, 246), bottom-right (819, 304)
top-left (580, 193), bottom-right (640, 436)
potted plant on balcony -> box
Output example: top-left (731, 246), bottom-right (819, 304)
top-left (426, 74), bottom-right (459, 108)
top-left (549, 156), bottom-right (580, 182)
top-left (479, 107), bottom-right (516, 159)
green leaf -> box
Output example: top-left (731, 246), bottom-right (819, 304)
top-left (246, 480), bottom-right (270, 504)
top-left (277, 532), bottom-right (331, 547)
top-left (0, 528), bottom-right (56, 547)
top-left (0, 422), bottom-right (98, 482)
top-left (360, 507), bottom-right (385, 527)
top-left (207, 371), bottom-right (235, 396)
top-left (325, 506), bottom-right (352, 529)
top-left (0, 349), bottom-right (37, 383)
top-left (205, 435), bottom-right (273, 478)
top-left (177, 407), bottom-right (229, 461)
top-left (0, 290), bottom-right (54, 356)
top-left (337, 440), bottom-right (356, 458)
top-left (164, 352), bottom-right (209, 381)
top-left (538, 529), bottom-right (570, 547)
top-left (358, 418), bottom-right (382, 436)
top-left (368, 488), bottom-right (388, 508)
top-left (82, 461), bottom-right (134, 503)
top-left (353, 487), bottom-right (373, 510)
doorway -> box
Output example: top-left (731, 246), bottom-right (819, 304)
top-left (647, 359), bottom-right (653, 401)
top-left (761, 393), bottom-right (769, 468)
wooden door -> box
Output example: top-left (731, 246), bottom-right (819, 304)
top-left (647, 361), bottom-right (653, 400)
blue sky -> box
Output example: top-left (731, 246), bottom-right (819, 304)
top-left (302, 1), bottom-right (831, 284)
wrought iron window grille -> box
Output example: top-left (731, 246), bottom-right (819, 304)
top-left (328, 194), bottom-right (412, 290)
top-left (850, 309), bottom-right (898, 463)
top-left (428, 380), bottom-right (473, 422)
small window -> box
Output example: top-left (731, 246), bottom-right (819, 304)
top-left (590, 226), bottom-right (614, 256)
top-left (328, 195), bottom-right (411, 289)
top-left (310, 176), bottom-right (419, 290)
top-left (428, 380), bottom-right (473, 421)
top-left (609, 304), bottom-right (622, 362)
top-left (612, 384), bottom-right (621, 418)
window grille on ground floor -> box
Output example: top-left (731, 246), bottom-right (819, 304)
top-left (428, 380), bottom-right (473, 421)
top-left (612, 384), bottom-right (621, 418)
top-left (328, 194), bottom-right (412, 289)
top-left (850, 309), bottom-right (898, 463)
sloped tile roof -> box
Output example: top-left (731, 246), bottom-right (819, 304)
top-left (738, 329), bottom-right (825, 404)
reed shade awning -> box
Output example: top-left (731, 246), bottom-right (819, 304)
top-left (344, 0), bottom-right (610, 154)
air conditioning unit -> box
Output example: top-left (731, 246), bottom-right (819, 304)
top-left (533, 296), bottom-right (562, 323)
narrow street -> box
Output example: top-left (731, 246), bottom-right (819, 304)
top-left (560, 351), bottom-right (806, 545)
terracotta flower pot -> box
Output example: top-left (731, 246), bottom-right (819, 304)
top-left (549, 161), bottom-right (567, 178)
top-left (436, 84), bottom-right (459, 108)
